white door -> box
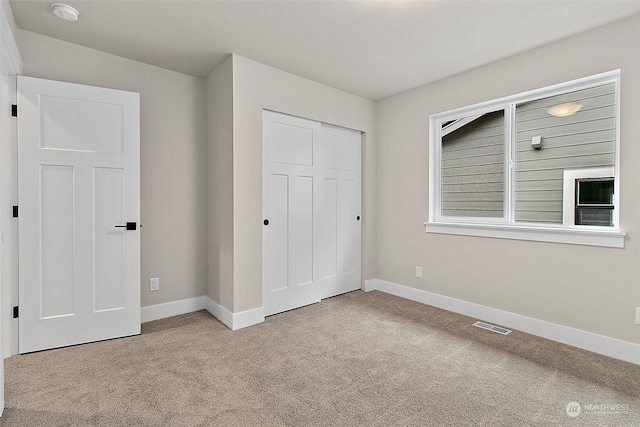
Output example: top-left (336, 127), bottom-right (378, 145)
top-left (263, 111), bottom-right (362, 316)
top-left (17, 76), bottom-right (140, 353)
top-left (263, 111), bottom-right (323, 316)
top-left (319, 124), bottom-right (361, 298)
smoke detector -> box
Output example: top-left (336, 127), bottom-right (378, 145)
top-left (52, 3), bottom-right (79, 22)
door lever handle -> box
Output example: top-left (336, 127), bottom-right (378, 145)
top-left (115, 222), bottom-right (137, 230)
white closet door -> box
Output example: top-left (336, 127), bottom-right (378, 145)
top-left (319, 124), bottom-right (361, 298)
top-left (18, 76), bottom-right (140, 353)
top-left (262, 111), bottom-right (323, 316)
top-left (263, 111), bottom-right (362, 316)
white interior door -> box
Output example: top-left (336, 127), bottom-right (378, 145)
top-left (17, 76), bottom-right (140, 353)
top-left (319, 124), bottom-right (361, 298)
top-left (263, 111), bottom-right (322, 316)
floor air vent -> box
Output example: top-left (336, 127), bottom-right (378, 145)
top-left (472, 321), bottom-right (512, 335)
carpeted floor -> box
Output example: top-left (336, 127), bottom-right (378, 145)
top-left (1, 290), bottom-right (639, 426)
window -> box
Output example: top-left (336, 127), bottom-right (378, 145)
top-left (441, 109), bottom-right (506, 219)
top-left (428, 71), bottom-right (625, 248)
top-left (576, 180), bottom-right (614, 226)
top-left (562, 168), bottom-right (614, 227)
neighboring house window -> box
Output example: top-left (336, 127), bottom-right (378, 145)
top-left (428, 71), bottom-right (624, 247)
top-left (562, 168), bottom-right (614, 227)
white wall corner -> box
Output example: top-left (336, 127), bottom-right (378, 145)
top-left (204, 295), bottom-right (220, 319)
top-left (205, 296), bottom-right (233, 329)
top-left (204, 297), bottom-right (264, 330)
top-left (140, 296), bottom-right (206, 323)
top-left (231, 306), bottom-right (265, 331)
top-left (369, 279), bottom-right (640, 365)
top-left (363, 279), bottom-right (379, 292)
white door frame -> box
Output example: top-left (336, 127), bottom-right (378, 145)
top-left (0, 3), bottom-right (23, 416)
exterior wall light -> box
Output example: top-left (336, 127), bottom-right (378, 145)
top-left (547, 103), bottom-right (582, 117)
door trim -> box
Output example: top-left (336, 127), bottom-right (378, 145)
top-left (0, 4), bottom-right (22, 359)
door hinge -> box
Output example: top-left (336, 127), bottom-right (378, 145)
top-left (12, 205), bottom-right (18, 218)
top-left (12, 306), bottom-right (18, 319)
top-left (11, 104), bottom-right (17, 117)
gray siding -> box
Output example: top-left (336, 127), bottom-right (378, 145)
top-left (514, 83), bottom-right (616, 223)
top-left (442, 111), bottom-right (504, 217)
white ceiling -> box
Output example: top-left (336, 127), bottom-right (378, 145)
top-left (9, 0), bottom-right (640, 100)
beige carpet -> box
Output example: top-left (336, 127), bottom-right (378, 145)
top-left (2, 290), bottom-right (639, 426)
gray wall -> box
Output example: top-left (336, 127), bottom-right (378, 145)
top-left (375, 14), bottom-right (640, 344)
top-left (515, 83), bottom-right (616, 223)
top-left (17, 30), bottom-right (208, 308)
top-left (442, 111), bottom-right (505, 218)
top-left (206, 56), bottom-right (234, 311)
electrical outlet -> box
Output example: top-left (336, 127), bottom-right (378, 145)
top-left (635, 307), bottom-right (640, 325)
top-left (415, 266), bottom-right (423, 278)
top-left (150, 277), bottom-right (159, 292)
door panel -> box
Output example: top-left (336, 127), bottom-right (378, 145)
top-left (294, 176), bottom-right (314, 286)
top-left (341, 179), bottom-right (357, 275)
top-left (94, 167), bottom-right (125, 312)
top-left (18, 76), bottom-right (140, 353)
top-left (40, 165), bottom-right (75, 319)
top-left (269, 174), bottom-right (289, 292)
top-left (271, 122), bottom-right (314, 166)
top-left (323, 133), bottom-right (356, 171)
top-left (323, 178), bottom-right (338, 279)
top-left (40, 95), bottom-right (124, 153)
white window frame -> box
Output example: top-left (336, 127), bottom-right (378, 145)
top-left (427, 70), bottom-right (625, 248)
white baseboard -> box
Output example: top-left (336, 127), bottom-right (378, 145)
top-left (140, 296), bottom-right (206, 323)
top-left (141, 295), bottom-right (265, 331)
top-left (204, 296), bottom-right (233, 329)
top-left (364, 279), bottom-right (640, 365)
top-left (233, 306), bottom-right (265, 330)
top-left (205, 296), bottom-right (264, 331)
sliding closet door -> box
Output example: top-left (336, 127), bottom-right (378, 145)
top-left (319, 124), bottom-right (361, 298)
top-left (262, 111), bottom-right (362, 316)
top-left (262, 111), bottom-right (323, 316)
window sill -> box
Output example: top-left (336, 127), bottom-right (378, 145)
top-left (424, 221), bottom-right (626, 248)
